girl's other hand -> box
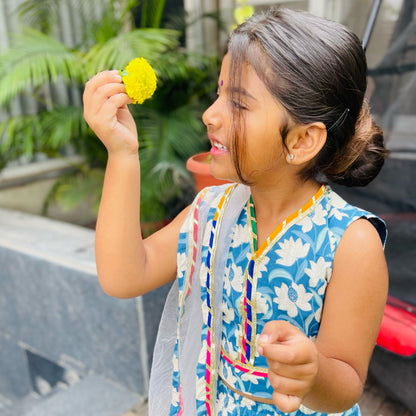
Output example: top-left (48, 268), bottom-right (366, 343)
top-left (257, 320), bottom-right (319, 413)
top-left (83, 70), bottom-right (138, 156)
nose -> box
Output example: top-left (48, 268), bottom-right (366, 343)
top-left (202, 97), bottom-right (222, 128)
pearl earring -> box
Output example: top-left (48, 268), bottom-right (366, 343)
top-left (289, 154), bottom-right (294, 161)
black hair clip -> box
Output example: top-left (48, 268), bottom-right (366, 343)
top-left (327, 108), bottom-right (350, 134)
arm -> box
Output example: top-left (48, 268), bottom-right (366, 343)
top-left (83, 70), bottom-right (188, 298)
top-left (258, 218), bottom-right (388, 413)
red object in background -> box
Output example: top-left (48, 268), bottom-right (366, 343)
top-left (376, 296), bottom-right (416, 357)
top-left (186, 152), bottom-right (231, 192)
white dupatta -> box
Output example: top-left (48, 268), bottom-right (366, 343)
top-left (148, 184), bottom-right (250, 415)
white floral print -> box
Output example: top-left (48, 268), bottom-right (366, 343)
top-left (310, 203), bottom-right (327, 226)
top-left (298, 204), bottom-right (327, 232)
top-left (241, 397), bottom-right (255, 409)
top-left (274, 282), bottom-right (313, 317)
top-left (298, 215), bottom-right (313, 233)
top-left (230, 263), bottom-right (245, 294)
top-left (171, 386), bottom-right (179, 406)
top-left (231, 223), bottom-right (250, 247)
top-left (327, 192), bottom-right (349, 221)
top-left (216, 392), bottom-right (227, 412)
top-left (257, 256), bottom-right (270, 274)
top-left (241, 372), bottom-right (260, 384)
top-left (328, 229), bottom-right (338, 252)
top-left (275, 237), bottom-right (310, 266)
top-left (177, 252), bottom-right (188, 276)
top-left (222, 301), bottom-right (235, 324)
top-left (305, 257), bottom-right (332, 287)
top-left (255, 291), bottom-right (269, 316)
top-left (315, 305), bottom-right (323, 322)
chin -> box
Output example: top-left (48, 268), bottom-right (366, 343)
top-left (209, 160), bottom-right (235, 181)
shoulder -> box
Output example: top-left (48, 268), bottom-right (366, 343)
top-left (323, 186), bottom-right (387, 247)
top-left (339, 217), bottom-right (385, 256)
top-left (330, 216), bottom-right (388, 310)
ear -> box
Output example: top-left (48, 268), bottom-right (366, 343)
top-left (284, 122), bottom-right (327, 165)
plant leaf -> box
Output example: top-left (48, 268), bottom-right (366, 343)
top-left (0, 28), bottom-right (86, 105)
top-left (84, 28), bottom-right (180, 75)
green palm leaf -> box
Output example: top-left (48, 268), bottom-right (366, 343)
top-left (137, 104), bottom-right (207, 206)
top-left (139, 106), bottom-right (205, 159)
top-left (141, 0), bottom-right (166, 28)
top-left (0, 28), bottom-right (85, 105)
top-left (154, 50), bottom-right (216, 84)
top-left (84, 28), bottom-right (180, 75)
top-left (0, 114), bottom-right (45, 159)
top-left (0, 106), bottom-right (88, 158)
top-left (39, 106), bottom-right (90, 149)
top-left (43, 167), bottom-right (105, 215)
top-left (16, 0), bottom-right (61, 34)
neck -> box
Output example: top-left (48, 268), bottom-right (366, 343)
top-left (251, 176), bottom-right (320, 213)
top-left (249, 178), bottom-right (321, 245)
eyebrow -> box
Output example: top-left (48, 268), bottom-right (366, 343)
top-left (219, 83), bottom-right (257, 101)
top-left (234, 87), bottom-right (256, 100)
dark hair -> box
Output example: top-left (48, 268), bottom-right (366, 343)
top-left (226, 7), bottom-right (388, 187)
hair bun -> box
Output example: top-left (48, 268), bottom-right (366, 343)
top-left (325, 102), bottom-right (388, 187)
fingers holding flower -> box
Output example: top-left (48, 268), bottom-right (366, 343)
top-left (83, 58), bottom-right (157, 156)
top-left (83, 70), bottom-right (137, 154)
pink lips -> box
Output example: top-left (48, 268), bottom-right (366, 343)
top-left (208, 134), bottom-right (229, 157)
top-left (210, 146), bottom-right (227, 157)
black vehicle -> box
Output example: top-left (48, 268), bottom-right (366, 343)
top-left (333, 0), bottom-right (416, 413)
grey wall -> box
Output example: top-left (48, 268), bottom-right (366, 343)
top-left (0, 208), bottom-right (170, 415)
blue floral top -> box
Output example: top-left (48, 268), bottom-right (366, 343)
top-left (168, 184), bottom-right (386, 416)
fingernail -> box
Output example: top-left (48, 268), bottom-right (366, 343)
top-left (258, 334), bottom-right (269, 344)
top-left (111, 70), bottom-right (122, 81)
top-left (257, 345), bottom-right (264, 356)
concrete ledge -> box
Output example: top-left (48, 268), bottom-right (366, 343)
top-left (24, 374), bottom-right (140, 416)
top-left (0, 157), bottom-right (97, 225)
top-left (0, 208), bottom-right (170, 413)
top-left (0, 207), bottom-right (96, 274)
top-left (0, 157), bottom-right (82, 190)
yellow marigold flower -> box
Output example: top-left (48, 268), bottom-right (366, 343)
top-left (232, 0), bottom-right (254, 28)
top-left (121, 57), bottom-right (157, 104)
top-left (234, 4), bottom-right (254, 25)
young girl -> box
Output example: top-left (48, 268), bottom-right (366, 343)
top-left (83, 7), bottom-right (388, 416)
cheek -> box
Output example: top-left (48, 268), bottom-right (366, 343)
top-left (247, 117), bottom-right (283, 157)
top-left (243, 137), bottom-right (285, 182)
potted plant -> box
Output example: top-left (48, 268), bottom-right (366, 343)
top-left (186, 152), bottom-right (230, 192)
top-left (0, 0), bottom-right (218, 230)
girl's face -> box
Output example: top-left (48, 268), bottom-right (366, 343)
top-left (202, 54), bottom-right (291, 186)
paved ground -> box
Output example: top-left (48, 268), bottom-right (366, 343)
top-left (122, 373), bottom-right (411, 416)
top-left (123, 399), bottom-right (147, 416)
top-left (359, 373), bottom-right (411, 416)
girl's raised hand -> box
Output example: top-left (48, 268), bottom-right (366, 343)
top-left (83, 70), bottom-right (138, 156)
top-left (257, 320), bottom-right (319, 413)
